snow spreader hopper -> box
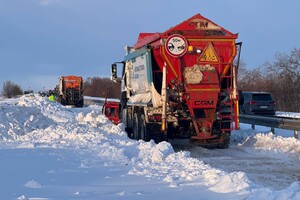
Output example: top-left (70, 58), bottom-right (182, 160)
top-left (111, 14), bottom-right (242, 148)
top-left (58, 75), bottom-right (84, 107)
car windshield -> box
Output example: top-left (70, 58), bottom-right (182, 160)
top-left (252, 94), bottom-right (273, 101)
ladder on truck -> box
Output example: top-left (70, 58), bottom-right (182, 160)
top-left (218, 63), bottom-right (239, 132)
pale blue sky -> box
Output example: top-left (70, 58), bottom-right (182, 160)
top-left (0, 0), bottom-right (299, 91)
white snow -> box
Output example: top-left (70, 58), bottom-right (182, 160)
top-left (276, 111), bottom-right (300, 119)
top-left (128, 93), bottom-right (152, 104)
top-left (0, 95), bottom-right (300, 199)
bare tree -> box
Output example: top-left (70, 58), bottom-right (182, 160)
top-left (83, 77), bottom-right (121, 98)
top-left (1, 80), bottom-right (23, 98)
top-left (238, 66), bottom-right (266, 92)
top-left (238, 48), bottom-right (300, 112)
top-left (271, 48), bottom-right (300, 112)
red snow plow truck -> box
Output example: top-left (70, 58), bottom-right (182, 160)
top-left (110, 14), bottom-right (242, 148)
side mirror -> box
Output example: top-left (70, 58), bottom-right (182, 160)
top-left (111, 63), bottom-right (117, 81)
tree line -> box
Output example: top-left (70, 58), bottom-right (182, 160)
top-left (83, 77), bottom-right (121, 99)
top-left (1, 80), bottom-right (23, 98)
top-left (238, 48), bottom-right (299, 112)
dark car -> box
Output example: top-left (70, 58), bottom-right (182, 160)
top-left (240, 92), bottom-right (276, 115)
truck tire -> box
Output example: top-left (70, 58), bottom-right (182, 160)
top-left (59, 98), bottom-right (67, 106)
top-left (123, 108), bottom-right (134, 138)
top-left (218, 131), bottom-right (230, 149)
top-left (122, 108), bottom-right (128, 127)
top-left (140, 114), bottom-right (151, 142)
top-left (76, 100), bottom-right (84, 108)
top-left (132, 112), bottom-right (140, 140)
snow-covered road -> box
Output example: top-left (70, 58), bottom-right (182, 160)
top-left (1, 95), bottom-right (300, 199)
top-left (177, 141), bottom-right (300, 190)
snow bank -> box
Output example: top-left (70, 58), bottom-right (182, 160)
top-left (254, 133), bottom-right (300, 153)
top-left (276, 111), bottom-right (300, 119)
top-left (1, 95), bottom-right (300, 199)
top-left (232, 126), bottom-right (300, 155)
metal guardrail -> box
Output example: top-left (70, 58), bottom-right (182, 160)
top-left (84, 96), bottom-right (119, 106)
top-left (84, 98), bottom-right (104, 106)
top-left (239, 114), bottom-right (300, 138)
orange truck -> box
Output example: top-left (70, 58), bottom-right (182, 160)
top-left (58, 76), bottom-right (84, 107)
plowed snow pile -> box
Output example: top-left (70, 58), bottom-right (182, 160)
top-left (0, 95), bottom-right (299, 199)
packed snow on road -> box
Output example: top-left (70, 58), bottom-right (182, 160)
top-left (0, 95), bottom-right (299, 200)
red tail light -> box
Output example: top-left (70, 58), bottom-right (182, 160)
top-left (250, 101), bottom-right (257, 105)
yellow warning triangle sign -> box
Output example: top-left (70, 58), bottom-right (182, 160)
top-left (198, 42), bottom-right (219, 62)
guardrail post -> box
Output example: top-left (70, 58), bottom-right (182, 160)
top-left (294, 131), bottom-right (298, 139)
top-left (271, 127), bottom-right (275, 134)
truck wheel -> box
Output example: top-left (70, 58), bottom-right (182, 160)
top-left (132, 112), bottom-right (140, 140)
top-left (122, 108), bottom-right (134, 139)
top-left (140, 114), bottom-right (151, 142)
top-left (123, 108), bottom-right (133, 138)
top-left (76, 100), bottom-right (84, 107)
top-left (122, 109), bottom-right (128, 127)
top-left (218, 131), bottom-right (230, 149)
top-left (60, 98), bottom-right (67, 106)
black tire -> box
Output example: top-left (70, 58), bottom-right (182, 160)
top-left (75, 100), bottom-right (84, 107)
top-left (127, 107), bottom-right (133, 128)
top-left (121, 108), bottom-right (128, 127)
top-left (59, 97), bottom-right (67, 106)
top-left (140, 114), bottom-right (151, 142)
top-left (218, 131), bottom-right (230, 149)
top-left (132, 112), bottom-right (140, 140)
top-left (123, 108), bottom-right (134, 138)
